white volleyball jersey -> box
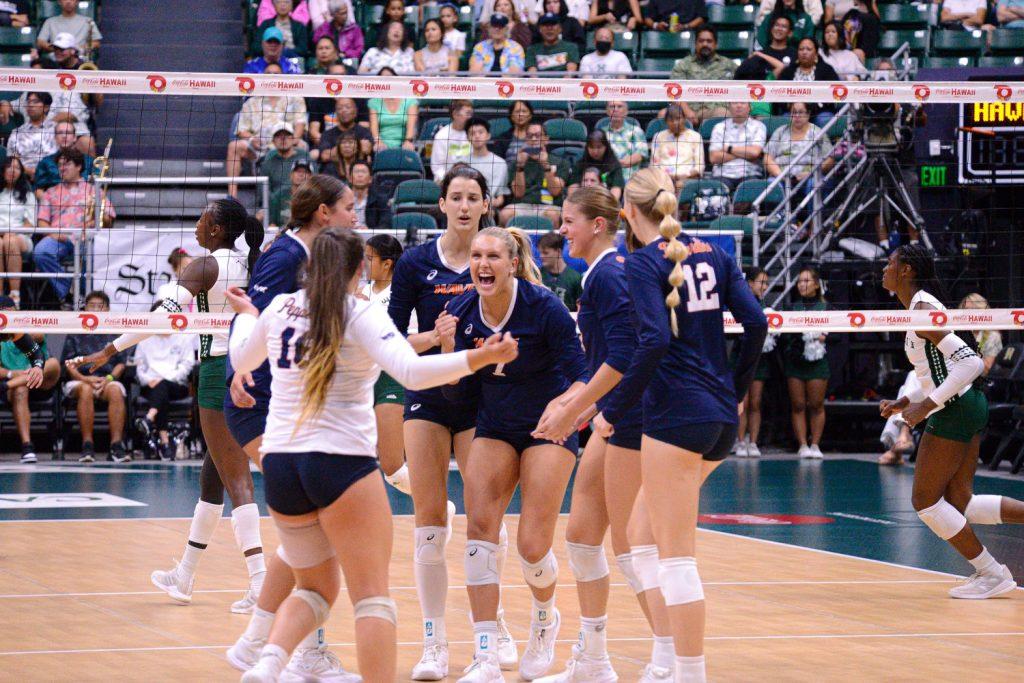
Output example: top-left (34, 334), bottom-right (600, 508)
top-left (904, 290), bottom-right (968, 412)
top-left (229, 291), bottom-right (472, 456)
top-left (362, 282), bottom-right (418, 334)
top-left (196, 248), bottom-right (249, 359)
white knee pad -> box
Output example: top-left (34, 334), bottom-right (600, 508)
top-left (567, 542), bottom-right (609, 583)
top-left (658, 557), bottom-right (704, 606)
top-left (465, 540), bottom-right (500, 586)
top-left (275, 519), bottom-right (336, 569)
top-left (354, 596), bottom-right (398, 625)
top-left (965, 495), bottom-right (1003, 525)
top-left (632, 544), bottom-right (661, 592)
top-left (521, 549), bottom-right (559, 589)
top-left (917, 499), bottom-right (967, 540)
top-left (615, 552), bottom-right (643, 594)
top-left (293, 588), bottom-right (331, 627)
top-left (414, 526), bottom-right (447, 566)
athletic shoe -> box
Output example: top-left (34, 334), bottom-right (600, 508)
top-left (733, 439), bottom-right (748, 458)
top-left (446, 500), bottom-right (457, 542)
top-left (797, 444), bottom-right (813, 459)
top-left (78, 441), bottom-right (95, 463)
top-left (638, 663), bottom-right (673, 682)
top-left (241, 657), bottom-right (283, 683)
top-left (746, 441), bottom-right (761, 458)
top-left (280, 645), bottom-right (362, 683)
top-left (519, 608), bottom-right (561, 680)
top-left (534, 653), bottom-right (618, 682)
top-left (411, 642), bottom-right (449, 680)
top-left (496, 612), bottom-right (518, 670)
top-left (135, 416), bottom-right (154, 440)
top-left (226, 634), bottom-right (265, 672)
top-left (809, 444), bottom-right (824, 459)
top-left (456, 653), bottom-right (503, 683)
top-left (150, 559), bottom-right (194, 604)
top-left (109, 441), bottom-right (131, 463)
top-left (949, 565), bottom-right (1016, 599)
top-left (385, 462), bottom-right (412, 495)
top-left (20, 442), bottom-right (37, 463)
top-left (231, 571), bottom-right (266, 614)
top-left (158, 442), bottom-right (174, 462)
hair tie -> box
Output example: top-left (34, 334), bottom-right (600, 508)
top-left (655, 189), bottom-right (668, 200)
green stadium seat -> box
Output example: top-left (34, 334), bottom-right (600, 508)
top-left (488, 117), bottom-right (512, 141)
top-left (392, 212), bottom-right (438, 235)
top-left (641, 30), bottom-right (694, 58)
top-left (990, 29), bottom-right (1024, 55)
top-left (931, 30), bottom-right (985, 57)
top-left (646, 117), bottom-right (667, 141)
top-left (596, 116), bottom-right (642, 132)
top-left (393, 179), bottom-right (441, 214)
top-left (878, 3), bottom-right (929, 29)
top-left (826, 114), bottom-right (848, 142)
top-left (418, 117), bottom-right (450, 147)
top-left (699, 117), bottom-right (726, 140)
top-left (545, 119), bottom-right (588, 148)
top-left (715, 30), bottom-right (754, 59)
top-left (921, 55), bottom-right (975, 69)
top-left (878, 29), bottom-right (929, 57)
top-left (372, 149), bottom-right (425, 176)
top-left (550, 146), bottom-right (584, 165)
top-left (533, 101), bottom-right (572, 118)
top-left (636, 57), bottom-right (678, 76)
top-left (679, 179), bottom-right (731, 207)
top-left (586, 30), bottom-right (639, 59)
top-left (508, 215), bottom-right (554, 233)
top-left (733, 180), bottom-right (783, 215)
top-left (762, 116), bottom-right (791, 140)
top-left (0, 52), bottom-right (31, 67)
top-left (867, 55), bottom-right (919, 73)
top-left (707, 4), bottom-right (757, 30)
top-left (978, 55), bottom-right (1024, 68)
top-left (708, 215), bottom-right (754, 238)
top-left (0, 26), bottom-right (36, 52)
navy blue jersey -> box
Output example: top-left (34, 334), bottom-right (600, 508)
top-left (602, 235), bottom-right (767, 430)
top-left (388, 237), bottom-right (475, 407)
top-left (446, 279), bottom-right (590, 435)
top-left (225, 231), bottom-right (309, 407)
top-left (576, 250), bottom-right (642, 430)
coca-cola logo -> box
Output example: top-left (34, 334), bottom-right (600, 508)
top-left (146, 74), bottom-right (167, 93)
top-left (831, 84), bottom-right (848, 101)
top-left (169, 314), bottom-right (189, 331)
top-left (847, 312), bottom-right (865, 328)
top-left (235, 76), bottom-right (255, 94)
top-left (580, 81), bottom-right (599, 99)
top-left (56, 72), bottom-right (77, 90)
top-left (1012, 310), bottom-right (1024, 326)
top-left (929, 311), bottom-right (947, 326)
top-left (496, 80), bottom-right (515, 98)
top-left (78, 313), bottom-right (99, 331)
top-left (410, 80), bottom-right (429, 97)
top-left (766, 312), bottom-right (783, 329)
top-left (664, 82), bottom-right (683, 100)
top-left (913, 84), bottom-right (930, 101)
top-left (324, 78), bottom-right (343, 95)
top-left (995, 85), bottom-right (1012, 102)
top-left (0, 312), bottom-right (6, 329)
top-left (747, 83), bottom-right (765, 101)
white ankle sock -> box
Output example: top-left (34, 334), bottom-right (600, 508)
top-left (675, 655), bottom-right (706, 682)
top-left (298, 627), bottom-right (325, 650)
top-left (532, 596), bottom-right (555, 626)
top-left (473, 621), bottom-right (499, 658)
top-left (579, 615), bottom-right (608, 659)
top-left (180, 500), bottom-right (223, 576)
top-left (244, 607), bottom-right (275, 641)
top-left (969, 548), bottom-right (999, 574)
top-left (423, 617), bottom-right (446, 644)
top-left (652, 635), bottom-right (674, 669)
top-left (257, 643), bottom-right (289, 676)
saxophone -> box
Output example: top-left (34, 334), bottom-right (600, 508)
top-left (86, 138), bottom-right (112, 229)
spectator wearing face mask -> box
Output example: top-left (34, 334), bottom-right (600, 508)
top-left (579, 26), bottom-right (633, 75)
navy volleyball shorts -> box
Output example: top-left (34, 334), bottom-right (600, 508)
top-left (262, 451), bottom-right (380, 516)
top-left (645, 421), bottom-right (738, 462)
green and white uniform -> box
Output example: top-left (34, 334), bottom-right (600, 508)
top-left (904, 290), bottom-right (988, 443)
top-left (196, 248), bottom-right (249, 410)
top-left (362, 281), bottom-right (417, 406)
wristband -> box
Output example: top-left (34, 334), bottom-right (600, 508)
top-left (727, 145), bottom-right (733, 155)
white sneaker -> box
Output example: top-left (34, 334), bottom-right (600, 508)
top-left (150, 559), bottom-right (193, 604)
top-left (446, 500), bottom-right (456, 542)
top-left (411, 642), bottom-right (449, 680)
top-left (746, 441), bottom-right (761, 457)
top-left (949, 565), bottom-right (1016, 599)
top-left (733, 439), bottom-right (748, 458)
top-left (639, 663), bottom-right (674, 682)
top-left (457, 653), bottom-right (504, 683)
top-left (20, 450), bottom-right (37, 464)
top-left (241, 657), bottom-right (283, 683)
top-left (226, 634), bottom-right (265, 672)
top-left (496, 612), bottom-right (518, 670)
top-left (534, 654), bottom-right (618, 682)
top-left (232, 571), bottom-right (266, 614)
top-left (280, 645), bottom-right (361, 682)
top-left (519, 608), bottom-right (561, 680)
top-left (809, 444), bottom-right (824, 459)
top-left (798, 445), bottom-right (813, 459)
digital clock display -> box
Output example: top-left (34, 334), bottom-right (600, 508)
top-left (958, 102), bottom-right (1024, 185)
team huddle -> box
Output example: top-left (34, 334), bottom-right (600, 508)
top-left (64, 161), bottom-right (1024, 683)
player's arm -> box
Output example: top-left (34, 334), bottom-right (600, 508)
top-left (387, 254), bottom-right (439, 352)
top-left (228, 308), bottom-right (271, 376)
top-left (723, 254), bottom-right (768, 401)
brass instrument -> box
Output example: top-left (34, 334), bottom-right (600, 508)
top-left (86, 138), bottom-right (112, 229)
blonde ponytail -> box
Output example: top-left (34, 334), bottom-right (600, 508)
top-left (624, 167), bottom-right (689, 336)
top-left (477, 226), bottom-right (543, 285)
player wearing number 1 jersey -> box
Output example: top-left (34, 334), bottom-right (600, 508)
top-left (599, 168), bottom-right (768, 683)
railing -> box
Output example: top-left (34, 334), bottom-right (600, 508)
top-left (0, 227), bottom-right (100, 310)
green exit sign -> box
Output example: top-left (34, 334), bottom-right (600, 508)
top-left (921, 165), bottom-right (947, 187)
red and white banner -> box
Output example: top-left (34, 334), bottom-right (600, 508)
top-left (0, 69), bottom-right (1020, 103)
top-left (2, 308), bottom-right (1022, 335)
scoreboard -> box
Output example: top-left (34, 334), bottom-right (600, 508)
top-left (958, 102), bottom-right (1024, 185)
